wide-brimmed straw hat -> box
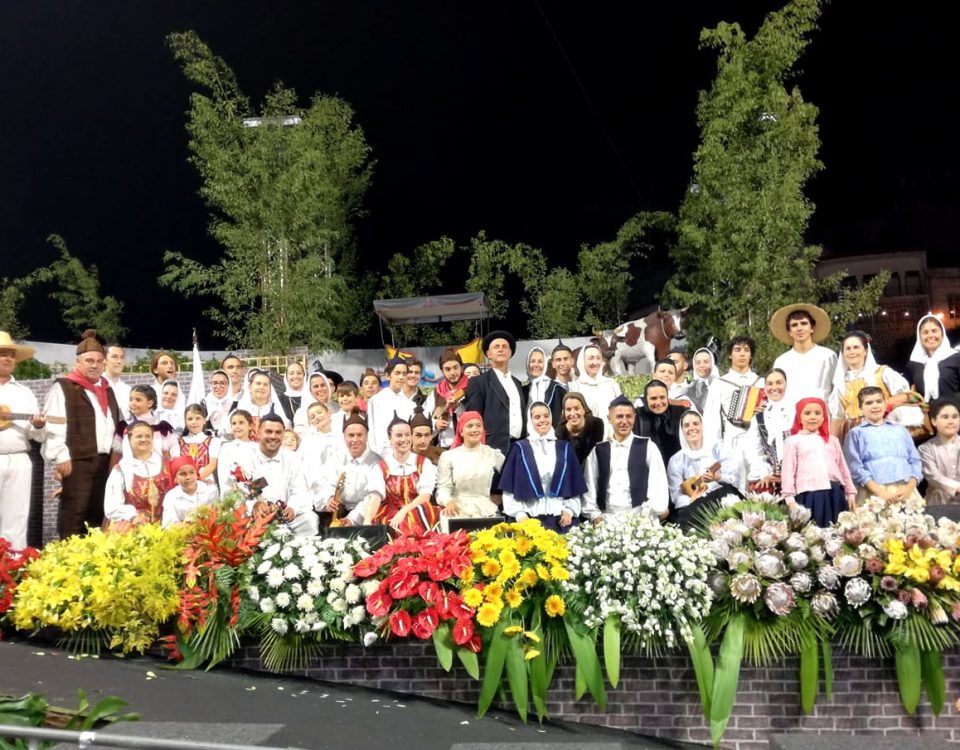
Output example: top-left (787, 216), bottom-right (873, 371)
top-left (0, 331), bottom-right (35, 363)
top-left (768, 304), bottom-right (831, 345)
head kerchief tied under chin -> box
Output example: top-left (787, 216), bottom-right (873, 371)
top-left (791, 397), bottom-right (830, 442)
top-left (167, 455), bottom-right (197, 479)
top-left (451, 410), bottom-right (485, 449)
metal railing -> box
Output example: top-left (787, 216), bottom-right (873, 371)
top-left (0, 725), bottom-right (293, 750)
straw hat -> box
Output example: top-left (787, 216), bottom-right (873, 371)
top-left (0, 331), bottom-right (36, 363)
top-left (768, 304), bottom-right (831, 345)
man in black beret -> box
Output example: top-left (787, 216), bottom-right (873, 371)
top-left (463, 330), bottom-right (526, 456)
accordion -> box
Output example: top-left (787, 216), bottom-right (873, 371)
top-left (726, 385), bottom-right (767, 427)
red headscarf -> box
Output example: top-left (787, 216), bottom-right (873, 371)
top-left (451, 410), bottom-right (486, 449)
top-left (167, 455), bottom-right (198, 483)
top-left (790, 397), bottom-right (830, 442)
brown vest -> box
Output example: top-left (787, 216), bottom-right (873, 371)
top-left (58, 377), bottom-right (121, 460)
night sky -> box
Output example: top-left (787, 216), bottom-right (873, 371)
top-left (1, 2), bottom-right (957, 349)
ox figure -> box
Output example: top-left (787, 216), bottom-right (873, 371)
top-left (609, 309), bottom-right (687, 375)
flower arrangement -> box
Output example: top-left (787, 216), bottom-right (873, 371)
top-left (242, 526), bottom-right (378, 671)
top-left (353, 530), bottom-right (481, 678)
top-left (459, 519), bottom-right (604, 723)
top-left (0, 538), bottom-right (38, 636)
top-left (827, 496), bottom-right (960, 715)
top-left (11, 524), bottom-right (191, 654)
top-left (695, 498), bottom-right (835, 746)
top-left (171, 493), bottom-right (275, 669)
top-left (563, 515), bottom-right (715, 686)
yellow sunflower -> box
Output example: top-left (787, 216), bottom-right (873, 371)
top-left (463, 587), bottom-right (484, 608)
top-left (505, 588), bottom-right (524, 609)
top-left (477, 602), bottom-right (503, 627)
top-left (544, 594), bottom-right (566, 617)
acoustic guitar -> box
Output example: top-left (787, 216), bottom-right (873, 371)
top-left (0, 404), bottom-right (66, 431)
top-left (681, 461), bottom-right (722, 497)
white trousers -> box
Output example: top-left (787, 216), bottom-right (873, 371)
top-left (0, 453), bottom-right (33, 550)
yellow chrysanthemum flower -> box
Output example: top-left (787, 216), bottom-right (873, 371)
top-left (484, 583), bottom-right (504, 603)
top-left (524, 649), bottom-right (541, 661)
top-left (505, 589), bottom-right (524, 609)
top-left (463, 587), bottom-right (484, 608)
top-left (536, 564), bottom-right (551, 581)
top-left (544, 594), bottom-right (566, 617)
top-left (477, 602), bottom-right (502, 628)
top-left (501, 560), bottom-right (521, 580)
top-left (514, 536), bottom-right (533, 556)
top-left (523, 630), bottom-right (541, 643)
top-left (481, 558), bottom-right (502, 577)
top-left (504, 625), bottom-right (523, 636)
top-left (458, 565), bottom-right (475, 584)
top-left (500, 549), bottom-right (518, 567)
top-left (550, 565), bottom-right (570, 581)
top-left (520, 568), bottom-right (539, 588)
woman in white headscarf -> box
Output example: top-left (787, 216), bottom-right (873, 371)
top-left (278, 361), bottom-right (307, 424)
top-left (524, 345), bottom-right (563, 429)
top-left (905, 314), bottom-right (960, 402)
top-left (744, 368), bottom-right (794, 493)
top-left (235, 369), bottom-right (290, 438)
top-left (666, 409), bottom-right (740, 527)
top-left (293, 371), bottom-right (337, 435)
top-left (828, 331), bottom-right (923, 437)
top-left (683, 347), bottom-right (719, 414)
top-left (568, 343), bottom-right (621, 437)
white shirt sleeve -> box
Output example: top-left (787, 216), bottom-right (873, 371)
top-left (645, 442), bottom-right (669, 517)
top-left (581, 447), bottom-right (601, 521)
top-left (103, 466), bottom-right (137, 522)
top-left (42, 382), bottom-right (71, 464)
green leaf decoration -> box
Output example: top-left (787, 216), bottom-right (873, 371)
top-left (432, 621), bottom-right (454, 672)
top-left (529, 648), bottom-right (549, 722)
top-left (921, 649), bottom-right (946, 717)
top-left (259, 626), bottom-right (322, 673)
top-left (477, 618), bottom-right (510, 719)
top-left (799, 635), bottom-right (818, 715)
top-left (504, 632), bottom-right (529, 723)
top-left (821, 640), bottom-right (833, 700)
top-left (894, 642), bottom-right (922, 716)
top-left (574, 660), bottom-right (586, 700)
top-left (710, 613), bottom-right (745, 748)
top-left (603, 616), bottom-right (622, 689)
top-left (687, 623), bottom-right (714, 721)
top-left (564, 620), bottom-right (606, 711)
top-left (456, 647), bottom-right (480, 680)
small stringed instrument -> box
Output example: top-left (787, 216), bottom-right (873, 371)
top-left (681, 461), bottom-right (722, 497)
top-left (320, 472), bottom-right (349, 528)
top-left (0, 405), bottom-right (66, 431)
top-left (431, 388), bottom-right (465, 420)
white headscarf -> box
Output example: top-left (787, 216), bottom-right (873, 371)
top-left (575, 344), bottom-right (613, 386)
top-left (678, 409), bottom-right (713, 461)
top-left (831, 333), bottom-right (882, 396)
top-left (525, 346), bottom-right (552, 402)
top-left (283, 363), bottom-right (306, 399)
top-left (690, 347), bottom-right (719, 383)
top-left (301, 371), bottom-right (336, 410)
top-left (759, 376), bottom-right (793, 459)
top-left (236, 369), bottom-right (281, 416)
top-left (909, 315), bottom-right (955, 400)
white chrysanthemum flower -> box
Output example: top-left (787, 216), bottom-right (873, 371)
top-left (283, 563), bottom-right (301, 580)
top-left (361, 579), bottom-right (380, 597)
top-left (247, 586), bottom-right (261, 602)
top-left (275, 592), bottom-right (291, 608)
top-left (294, 618), bottom-right (311, 634)
top-left (257, 560), bottom-right (273, 575)
top-left (263, 543), bottom-right (280, 560)
top-left (297, 593), bottom-right (315, 611)
top-left (279, 546), bottom-right (294, 561)
top-left (266, 568), bottom-right (285, 588)
top-left (345, 583), bottom-right (361, 604)
top-left (332, 598), bottom-right (348, 613)
top-left (330, 578), bottom-right (346, 594)
top-left (260, 598), bottom-right (275, 613)
top-left (307, 579), bottom-right (324, 596)
top-left (311, 564), bottom-right (327, 579)
top-left (883, 599), bottom-right (908, 620)
top-left (351, 605), bottom-right (366, 622)
top-left (271, 618), bottom-right (288, 635)
top-left (363, 631), bottom-right (379, 646)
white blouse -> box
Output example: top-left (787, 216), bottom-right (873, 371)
top-left (435, 444), bottom-right (505, 518)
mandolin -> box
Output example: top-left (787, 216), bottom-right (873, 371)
top-left (681, 461), bottom-right (722, 497)
top-left (0, 404), bottom-right (66, 431)
top-left (319, 472), bottom-right (349, 528)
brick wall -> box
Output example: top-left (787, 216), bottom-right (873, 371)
top-left (228, 641), bottom-right (960, 749)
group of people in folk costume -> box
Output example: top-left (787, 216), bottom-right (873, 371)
top-left (2, 301), bottom-right (960, 550)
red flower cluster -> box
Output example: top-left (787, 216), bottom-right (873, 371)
top-left (354, 531), bottom-right (480, 651)
top-left (0, 537), bottom-right (39, 635)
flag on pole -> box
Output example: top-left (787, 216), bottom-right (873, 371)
top-left (186, 328), bottom-right (205, 406)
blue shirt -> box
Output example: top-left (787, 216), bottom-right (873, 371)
top-left (843, 420), bottom-right (922, 487)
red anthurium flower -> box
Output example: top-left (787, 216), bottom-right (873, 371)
top-left (389, 610), bottom-right (412, 638)
top-left (452, 617), bottom-right (474, 646)
top-left (427, 561), bottom-right (452, 582)
top-left (388, 572), bottom-right (419, 600)
top-left (411, 608), bottom-right (440, 639)
top-left (466, 634), bottom-right (482, 653)
top-left (353, 558), bottom-right (380, 578)
top-left (418, 580), bottom-right (440, 605)
top-left (366, 589), bottom-right (393, 617)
